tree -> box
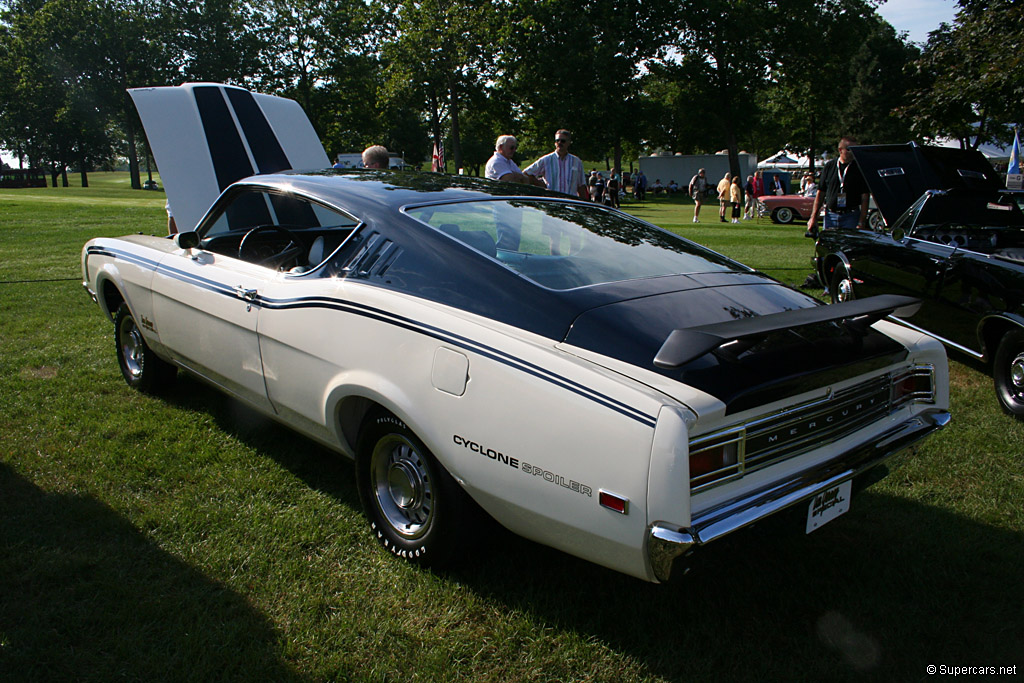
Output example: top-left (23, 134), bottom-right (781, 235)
top-left (838, 19), bottom-right (919, 145)
top-left (162, 0), bottom-right (264, 85)
top-left (54, 0), bottom-right (176, 189)
top-left (902, 0), bottom-right (1024, 148)
top-left (380, 0), bottom-right (498, 173)
top-left (760, 0), bottom-right (883, 172)
top-left (640, 60), bottom-right (723, 155)
top-left (663, 0), bottom-right (776, 178)
top-left (0, 0), bottom-right (120, 185)
top-left (500, 0), bottom-right (672, 170)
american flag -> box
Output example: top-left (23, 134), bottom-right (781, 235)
top-left (432, 140), bottom-right (445, 173)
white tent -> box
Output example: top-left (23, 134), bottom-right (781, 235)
top-left (757, 150), bottom-right (813, 169)
top-left (929, 137), bottom-right (1014, 160)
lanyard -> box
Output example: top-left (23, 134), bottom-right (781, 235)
top-left (838, 161), bottom-right (850, 192)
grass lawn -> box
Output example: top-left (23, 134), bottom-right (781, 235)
top-left (1, 174), bottom-right (1022, 681)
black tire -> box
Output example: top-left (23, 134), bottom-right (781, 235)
top-left (830, 266), bottom-right (855, 304)
top-left (993, 329), bottom-right (1024, 418)
top-left (355, 410), bottom-right (472, 567)
top-left (114, 303), bottom-right (176, 393)
top-left (772, 207), bottom-right (794, 224)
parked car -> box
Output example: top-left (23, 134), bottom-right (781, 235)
top-left (759, 191), bottom-right (883, 229)
top-left (757, 192), bottom-right (816, 224)
top-left (815, 142), bottom-right (1024, 418)
top-left (83, 84), bottom-right (950, 582)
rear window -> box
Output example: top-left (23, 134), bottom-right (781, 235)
top-left (405, 199), bottom-right (742, 290)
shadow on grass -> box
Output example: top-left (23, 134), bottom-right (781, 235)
top-left (162, 375), bottom-right (360, 510)
top-left (0, 463), bottom-right (304, 682)
top-left (447, 490), bottom-right (1024, 680)
top-left (150, 377), bottom-right (1024, 680)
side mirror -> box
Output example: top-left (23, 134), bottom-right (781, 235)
top-left (174, 231), bottom-right (200, 250)
top-left (891, 227), bottom-right (905, 242)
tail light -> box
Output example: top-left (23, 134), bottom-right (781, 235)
top-left (891, 365), bottom-right (935, 409)
top-left (688, 431), bottom-right (743, 490)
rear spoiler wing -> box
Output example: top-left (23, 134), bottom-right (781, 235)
top-left (653, 295), bottom-right (921, 369)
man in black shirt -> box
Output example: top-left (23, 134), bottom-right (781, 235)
top-left (806, 136), bottom-right (869, 238)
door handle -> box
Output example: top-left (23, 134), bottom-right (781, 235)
top-left (234, 286), bottom-right (258, 302)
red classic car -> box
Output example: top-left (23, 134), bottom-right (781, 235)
top-left (757, 193), bottom-right (816, 224)
top-left (758, 192), bottom-right (884, 229)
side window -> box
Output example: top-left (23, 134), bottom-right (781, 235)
top-left (201, 189), bottom-right (274, 238)
top-left (200, 188), bottom-right (357, 238)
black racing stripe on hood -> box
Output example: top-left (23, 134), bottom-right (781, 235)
top-left (225, 88), bottom-right (291, 174)
top-left (194, 86), bottom-right (255, 191)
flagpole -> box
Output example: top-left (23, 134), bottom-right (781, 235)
top-left (1007, 126), bottom-right (1021, 190)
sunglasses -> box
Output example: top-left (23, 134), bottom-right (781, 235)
top-left (555, 138), bottom-right (570, 144)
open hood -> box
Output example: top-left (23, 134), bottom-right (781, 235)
top-left (850, 143), bottom-right (1002, 226)
top-left (130, 83), bottom-right (329, 232)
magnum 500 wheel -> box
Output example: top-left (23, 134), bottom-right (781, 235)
top-left (114, 303), bottom-right (176, 393)
top-left (355, 410), bottom-right (473, 567)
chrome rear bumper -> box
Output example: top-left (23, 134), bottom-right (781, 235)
top-left (647, 409), bottom-right (951, 582)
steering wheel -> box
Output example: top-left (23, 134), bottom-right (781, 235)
top-left (238, 225), bottom-right (305, 269)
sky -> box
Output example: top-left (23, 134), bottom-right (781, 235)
top-left (875, 0), bottom-right (960, 44)
top-left (1, 1), bottom-right (963, 168)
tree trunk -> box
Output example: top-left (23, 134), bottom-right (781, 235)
top-left (125, 105), bottom-right (142, 190)
top-left (807, 114), bottom-right (817, 175)
top-left (447, 78), bottom-right (462, 173)
top-left (61, 167), bottom-right (69, 187)
top-left (726, 127), bottom-right (740, 180)
top-left (80, 154), bottom-right (89, 188)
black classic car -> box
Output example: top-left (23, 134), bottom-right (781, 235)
top-left (815, 143), bottom-right (1024, 417)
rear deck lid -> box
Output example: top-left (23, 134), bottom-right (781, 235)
top-left (564, 277), bottom-right (912, 413)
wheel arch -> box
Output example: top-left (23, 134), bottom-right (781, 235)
top-left (327, 378), bottom-right (432, 463)
top-left (820, 252), bottom-right (851, 290)
top-left (98, 275), bottom-right (127, 322)
top-left (978, 314), bottom-right (1024, 363)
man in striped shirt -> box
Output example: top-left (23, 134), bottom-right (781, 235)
top-left (524, 130), bottom-right (588, 199)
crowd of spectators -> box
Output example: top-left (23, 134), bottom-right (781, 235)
top-left (412, 132), bottom-right (830, 219)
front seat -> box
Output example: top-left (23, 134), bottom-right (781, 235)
top-left (290, 236), bottom-right (325, 274)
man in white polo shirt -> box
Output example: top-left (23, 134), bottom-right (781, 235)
top-left (485, 135), bottom-right (534, 184)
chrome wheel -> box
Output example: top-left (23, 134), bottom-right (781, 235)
top-left (118, 314), bottom-right (145, 379)
top-left (356, 410), bottom-right (475, 567)
top-left (370, 434), bottom-right (434, 540)
top-left (994, 330), bottom-right (1024, 419)
top-left (836, 276), bottom-right (855, 302)
top-left (830, 267), bottom-right (856, 304)
top-left (113, 302), bottom-right (176, 393)
top-left (1012, 354), bottom-right (1024, 390)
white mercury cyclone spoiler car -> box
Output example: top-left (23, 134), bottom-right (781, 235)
top-left (81, 84), bottom-right (950, 582)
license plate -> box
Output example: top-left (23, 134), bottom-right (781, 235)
top-left (806, 481), bottom-right (852, 534)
